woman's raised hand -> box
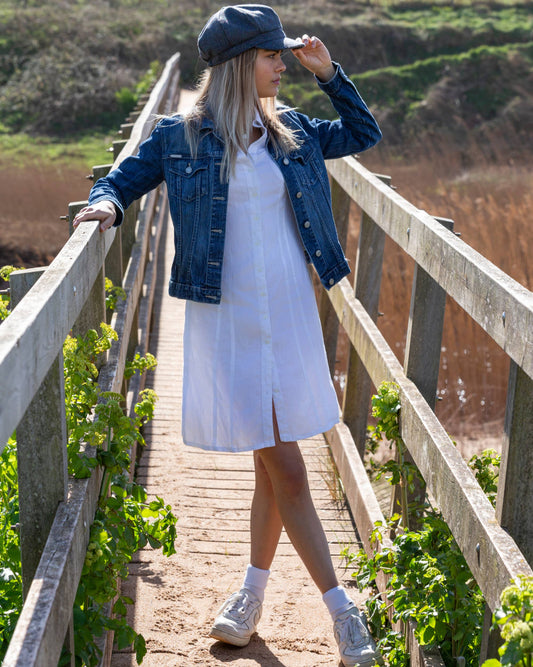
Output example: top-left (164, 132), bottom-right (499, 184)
top-left (292, 34), bottom-right (335, 83)
top-left (72, 200), bottom-right (117, 233)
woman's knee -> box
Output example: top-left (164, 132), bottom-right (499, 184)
top-left (257, 446), bottom-right (309, 500)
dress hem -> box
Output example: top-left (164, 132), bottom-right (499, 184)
top-left (182, 415), bottom-right (339, 454)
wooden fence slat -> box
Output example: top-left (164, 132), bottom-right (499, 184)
top-left (0, 222), bottom-right (114, 451)
top-left (2, 469), bottom-right (102, 667)
top-left (319, 177), bottom-right (351, 376)
top-left (327, 156), bottom-right (533, 381)
top-left (496, 361), bottom-right (533, 563)
top-left (390, 216), bottom-right (454, 523)
top-left (341, 177), bottom-right (389, 456)
top-left (328, 277), bottom-right (533, 611)
top-left (9, 269), bottom-right (69, 599)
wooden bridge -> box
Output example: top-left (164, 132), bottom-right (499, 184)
top-left (0, 52), bottom-right (532, 666)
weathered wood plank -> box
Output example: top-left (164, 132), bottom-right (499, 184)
top-left (496, 361), bottom-right (533, 564)
top-left (9, 270), bottom-right (69, 598)
top-left (319, 177), bottom-right (351, 376)
top-left (328, 277), bottom-right (533, 610)
top-left (327, 156), bottom-right (533, 381)
top-left (2, 467), bottom-right (102, 667)
top-left (342, 207), bottom-right (386, 455)
top-left (391, 216), bottom-right (454, 523)
top-left (325, 421), bottom-right (391, 556)
top-left (0, 222), bottom-right (114, 450)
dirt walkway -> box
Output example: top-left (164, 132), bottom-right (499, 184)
top-left (111, 94), bottom-right (367, 664)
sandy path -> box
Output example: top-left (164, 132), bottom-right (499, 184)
top-left (111, 123), bottom-right (368, 664)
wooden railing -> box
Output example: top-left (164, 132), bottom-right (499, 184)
top-left (321, 156), bottom-right (533, 664)
top-left (1, 47), bottom-right (531, 666)
top-left (0, 53), bottom-right (180, 667)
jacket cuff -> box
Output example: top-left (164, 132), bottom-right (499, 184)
top-left (315, 61), bottom-right (348, 94)
top-left (88, 195), bottom-right (124, 227)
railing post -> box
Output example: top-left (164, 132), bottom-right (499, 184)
top-left (319, 177), bottom-right (351, 377)
top-left (341, 174), bottom-right (390, 457)
top-left (391, 216), bottom-right (454, 525)
top-left (479, 360), bottom-right (533, 662)
top-left (121, 201), bottom-right (139, 270)
top-left (9, 268), bottom-right (68, 598)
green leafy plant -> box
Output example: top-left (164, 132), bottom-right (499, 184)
top-left (63, 389), bottom-right (176, 666)
top-left (60, 325), bottom-right (175, 666)
top-left (0, 265), bottom-right (22, 321)
top-left (367, 381), bottom-right (422, 530)
top-left (0, 270), bottom-right (176, 665)
top-left (104, 277), bottom-right (126, 312)
top-left (483, 575), bottom-right (533, 667)
top-left (114, 60), bottom-right (161, 116)
top-left (0, 437), bottom-right (22, 658)
top-left (345, 381), bottom-right (499, 666)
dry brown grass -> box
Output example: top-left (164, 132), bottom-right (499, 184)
top-left (341, 143), bottom-right (532, 448)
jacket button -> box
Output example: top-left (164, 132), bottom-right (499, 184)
top-left (329, 278), bottom-right (335, 285)
top-left (303, 220), bottom-right (310, 228)
top-left (185, 166), bottom-right (192, 174)
top-left (283, 157), bottom-right (289, 165)
top-left (315, 250), bottom-right (322, 257)
top-left (296, 191), bottom-right (302, 198)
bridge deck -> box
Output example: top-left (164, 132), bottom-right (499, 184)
top-left (111, 202), bottom-right (366, 665)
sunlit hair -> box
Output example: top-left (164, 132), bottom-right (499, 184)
top-left (183, 48), bottom-right (301, 181)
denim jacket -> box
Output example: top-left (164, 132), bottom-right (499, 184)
top-left (89, 63), bottom-right (381, 304)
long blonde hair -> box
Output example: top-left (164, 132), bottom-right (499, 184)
top-left (184, 48), bottom-right (301, 181)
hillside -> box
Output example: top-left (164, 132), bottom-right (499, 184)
top-left (0, 0), bottom-right (532, 163)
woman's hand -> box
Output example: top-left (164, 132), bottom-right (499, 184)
top-left (72, 200), bottom-right (117, 233)
top-left (292, 34), bottom-right (335, 83)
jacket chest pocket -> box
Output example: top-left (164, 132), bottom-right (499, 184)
top-left (291, 144), bottom-right (323, 188)
top-left (167, 157), bottom-right (209, 203)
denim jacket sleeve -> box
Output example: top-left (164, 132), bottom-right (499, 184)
top-left (88, 121), bottom-right (167, 225)
top-left (291, 62), bottom-right (382, 160)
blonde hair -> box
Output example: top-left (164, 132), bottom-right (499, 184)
top-left (184, 48), bottom-right (301, 180)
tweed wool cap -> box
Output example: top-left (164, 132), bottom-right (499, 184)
top-left (198, 4), bottom-right (304, 67)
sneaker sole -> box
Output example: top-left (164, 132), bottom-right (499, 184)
top-left (342, 655), bottom-right (385, 667)
top-left (209, 626), bottom-right (252, 647)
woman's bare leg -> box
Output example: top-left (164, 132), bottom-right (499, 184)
top-left (250, 450), bottom-right (284, 570)
top-left (251, 410), bottom-right (339, 594)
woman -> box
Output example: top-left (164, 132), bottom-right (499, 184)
top-left (73, 5), bottom-right (383, 666)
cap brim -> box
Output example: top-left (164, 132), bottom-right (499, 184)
top-left (254, 35), bottom-right (304, 52)
top-left (283, 38), bottom-right (305, 51)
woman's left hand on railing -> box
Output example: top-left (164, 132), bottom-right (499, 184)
top-left (73, 200), bottom-right (117, 233)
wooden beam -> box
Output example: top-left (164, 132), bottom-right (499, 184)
top-left (0, 222), bottom-right (114, 450)
top-left (328, 277), bottom-right (533, 611)
top-left (9, 270), bottom-right (68, 599)
top-left (327, 157), bottom-right (533, 381)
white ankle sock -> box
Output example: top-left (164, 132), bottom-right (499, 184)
top-left (242, 564), bottom-right (270, 603)
top-left (323, 585), bottom-right (355, 620)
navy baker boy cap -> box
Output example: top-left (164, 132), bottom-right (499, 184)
top-left (198, 4), bottom-right (304, 67)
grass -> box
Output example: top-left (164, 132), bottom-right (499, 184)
top-left (0, 128), bottom-right (114, 170)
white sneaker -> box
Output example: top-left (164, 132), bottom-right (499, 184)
top-left (334, 605), bottom-right (384, 667)
top-left (209, 588), bottom-right (262, 647)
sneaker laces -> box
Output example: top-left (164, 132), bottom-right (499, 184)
top-left (337, 610), bottom-right (370, 649)
top-left (224, 591), bottom-right (256, 620)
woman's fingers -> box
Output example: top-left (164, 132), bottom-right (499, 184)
top-left (292, 34), bottom-right (333, 80)
top-left (72, 202), bottom-right (117, 233)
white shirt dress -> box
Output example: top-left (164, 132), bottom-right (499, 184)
top-left (182, 121), bottom-right (340, 452)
